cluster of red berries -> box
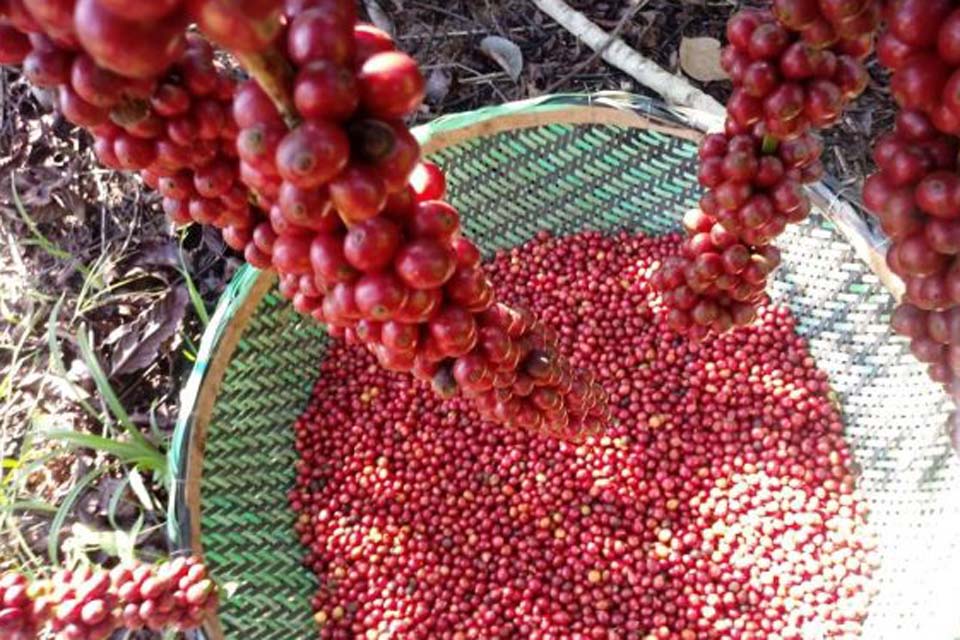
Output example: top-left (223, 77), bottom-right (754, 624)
top-left (878, 0), bottom-right (960, 135)
top-left (290, 230), bottom-right (876, 638)
top-left (0, 0), bottom-right (607, 438)
top-left (113, 556), bottom-right (217, 632)
top-left (0, 0), bottom-right (185, 76)
top-left (125, 39), bottom-right (260, 240)
top-left (0, 572), bottom-right (43, 639)
top-left (652, 130), bottom-right (823, 338)
top-left (862, 0), bottom-right (960, 397)
top-left (726, 4), bottom-right (873, 140)
top-left (42, 568), bottom-right (120, 640)
top-left (0, 2), bottom-right (264, 248)
top-left (0, 557), bottom-right (217, 639)
top-left (224, 1), bottom-right (607, 438)
top-left (655, 3), bottom-right (874, 337)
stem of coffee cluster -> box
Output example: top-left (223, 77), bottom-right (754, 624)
top-left (236, 47), bottom-right (301, 130)
top-left (761, 134), bottom-right (780, 155)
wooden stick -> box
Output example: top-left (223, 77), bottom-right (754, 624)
top-left (530, 0), bottom-right (725, 118)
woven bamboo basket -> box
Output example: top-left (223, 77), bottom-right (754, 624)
top-left (168, 94), bottom-right (960, 639)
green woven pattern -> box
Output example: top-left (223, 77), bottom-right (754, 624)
top-left (771, 224), bottom-right (960, 639)
top-left (171, 95), bottom-right (960, 639)
top-left (198, 291), bottom-right (329, 639)
top-left (439, 124), bottom-right (698, 248)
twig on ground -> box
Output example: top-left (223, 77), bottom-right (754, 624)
top-left (542, 1), bottom-right (647, 94)
top-left (530, 0), bottom-right (725, 117)
top-left (410, 1), bottom-right (477, 24)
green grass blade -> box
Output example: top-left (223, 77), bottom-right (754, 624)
top-left (0, 307), bottom-right (39, 402)
top-left (181, 333), bottom-right (199, 362)
top-left (47, 295), bottom-right (68, 375)
top-left (122, 514), bottom-right (144, 564)
top-left (127, 468), bottom-right (156, 511)
top-left (1, 451), bottom-right (59, 489)
top-left (48, 465), bottom-right (109, 564)
top-left (46, 296), bottom-right (99, 421)
top-left (10, 175), bottom-right (73, 263)
top-left (76, 327), bottom-right (155, 451)
top-left (45, 431), bottom-right (166, 476)
top-left (106, 476), bottom-right (130, 531)
top-left (0, 500), bottom-right (58, 514)
top-left (147, 404), bottom-right (165, 445)
top-left (10, 175), bottom-right (91, 280)
top-left (179, 248), bottom-right (209, 326)
top-left (72, 252), bottom-right (109, 320)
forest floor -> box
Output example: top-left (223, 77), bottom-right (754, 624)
top-left (0, 0), bottom-right (894, 615)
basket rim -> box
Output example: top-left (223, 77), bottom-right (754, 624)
top-left (165, 91), bottom-right (893, 639)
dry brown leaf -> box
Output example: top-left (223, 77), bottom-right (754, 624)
top-left (425, 68), bottom-right (453, 104)
top-left (363, 0), bottom-right (394, 35)
top-left (480, 35), bottom-right (524, 81)
top-left (105, 286), bottom-right (189, 376)
top-left (678, 36), bottom-right (727, 83)
top-left (131, 241), bottom-right (180, 270)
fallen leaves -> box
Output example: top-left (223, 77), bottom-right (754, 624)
top-left (678, 36), bottom-right (727, 83)
top-left (480, 35), bottom-right (524, 81)
top-left (104, 286), bottom-right (189, 376)
top-left (425, 68), bottom-right (453, 104)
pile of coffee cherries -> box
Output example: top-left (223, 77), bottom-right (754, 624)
top-left (0, 0), bottom-right (607, 438)
top-left (866, 0), bottom-right (960, 397)
top-left (291, 230), bottom-right (877, 638)
top-left (0, 556), bottom-right (217, 639)
top-left (655, 2), bottom-right (875, 336)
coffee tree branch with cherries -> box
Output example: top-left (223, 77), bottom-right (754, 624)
top-left (0, 0), bottom-right (612, 446)
top-left (656, 0), bottom-right (960, 402)
top-left (0, 0), bottom-right (951, 635)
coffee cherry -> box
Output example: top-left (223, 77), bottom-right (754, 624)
top-left (357, 51), bottom-right (425, 119)
top-left (0, 25), bottom-right (32, 65)
top-left (187, 0), bottom-right (283, 53)
top-left (287, 6), bottom-right (355, 66)
top-left (343, 217), bottom-right (401, 271)
top-left (294, 61), bottom-right (359, 121)
top-left (394, 238), bottom-right (456, 290)
top-left (276, 121), bottom-right (351, 189)
top-left (353, 22), bottom-right (395, 64)
top-left (74, 0), bottom-right (187, 79)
